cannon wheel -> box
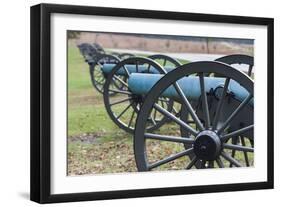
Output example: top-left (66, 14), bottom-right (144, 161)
top-left (148, 54), bottom-right (182, 68)
top-left (110, 52), bottom-right (120, 57)
top-left (89, 54), bottom-right (121, 94)
top-left (134, 61), bottom-right (254, 171)
top-left (103, 57), bottom-right (174, 134)
top-left (119, 53), bottom-right (135, 60)
top-left (181, 55), bottom-right (254, 168)
top-left (215, 54), bottom-right (254, 76)
top-left (216, 54), bottom-right (254, 166)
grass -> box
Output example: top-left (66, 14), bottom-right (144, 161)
top-left (67, 45), bottom-right (138, 175)
top-left (67, 43), bottom-right (253, 175)
top-left (67, 45), bottom-right (115, 136)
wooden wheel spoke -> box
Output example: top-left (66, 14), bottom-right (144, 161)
top-left (217, 94), bottom-right (253, 134)
top-left (148, 148), bottom-right (193, 170)
top-left (186, 157), bottom-right (198, 169)
top-left (223, 143), bottom-right (254, 153)
top-left (149, 113), bottom-right (157, 126)
top-left (221, 151), bottom-right (242, 167)
top-left (212, 78), bottom-right (230, 130)
top-left (116, 102), bottom-right (133, 119)
top-left (199, 73), bottom-right (210, 128)
top-left (221, 125), bottom-right (253, 142)
top-left (145, 133), bottom-right (194, 144)
top-left (128, 110), bottom-right (136, 128)
top-left (163, 59), bottom-right (167, 67)
top-left (113, 75), bottom-right (129, 88)
top-left (240, 136), bottom-right (250, 166)
top-left (154, 103), bottom-right (198, 136)
top-left (173, 82), bottom-right (204, 131)
top-left (147, 64), bottom-right (151, 73)
top-left (122, 66), bottom-right (131, 77)
top-left (216, 157), bottom-right (224, 168)
top-left (110, 97), bottom-right (132, 106)
top-left (109, 89), bottom-right (132, 95)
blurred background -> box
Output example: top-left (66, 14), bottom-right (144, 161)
top-left (69, 31), bottom-right (253, 58)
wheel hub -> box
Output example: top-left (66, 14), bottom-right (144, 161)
top-left (193, 130), bottom-right (221, 161)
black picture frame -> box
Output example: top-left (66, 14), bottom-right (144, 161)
top-left (30, 3), bottom-right (274, 204)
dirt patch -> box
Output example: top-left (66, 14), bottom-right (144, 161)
top-left (68, 137), bottom-right (137, 175)
top-left (68, 94), bottom-right (104, 107)
top-left (68, 132), bottom-right (104, 144)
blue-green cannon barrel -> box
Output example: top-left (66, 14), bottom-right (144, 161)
top-left (128, 73), bottom-right (253, 106)
top-left (101, 63), bottom-right (175, 75)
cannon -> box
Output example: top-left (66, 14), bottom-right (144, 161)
top-left (90, 54), bottom-right (181, 94)
top-left (128, 74), bottom-right (252, 105)
top-left (101, 54), bottom-right (253, 132)
top-left (133, 61), bottom-right (254, 170)
top-left (77, 43), bottom-right (105, 63)
top-left (92, 53), bottom-right (253, 94)
top-left (89, 54), bottom-right (122, 94)
top-left (92, 43), bottom-right (106, 54)
top-left (102, 56), bottom-right (182, 133)
top-left (88, 53), bottom-right (137, 94)
top-left (77, 43), bottom-right (95, 62)
top-left (77, 43), bottom-right (138, 94)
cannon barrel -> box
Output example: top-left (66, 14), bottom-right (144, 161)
top-left (101, 63), bottom-right (175, 75)
top-left (128, 73), bottom-right (253, 106)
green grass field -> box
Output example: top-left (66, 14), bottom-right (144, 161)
top-left (67, 43), bottom-right (253, 175)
